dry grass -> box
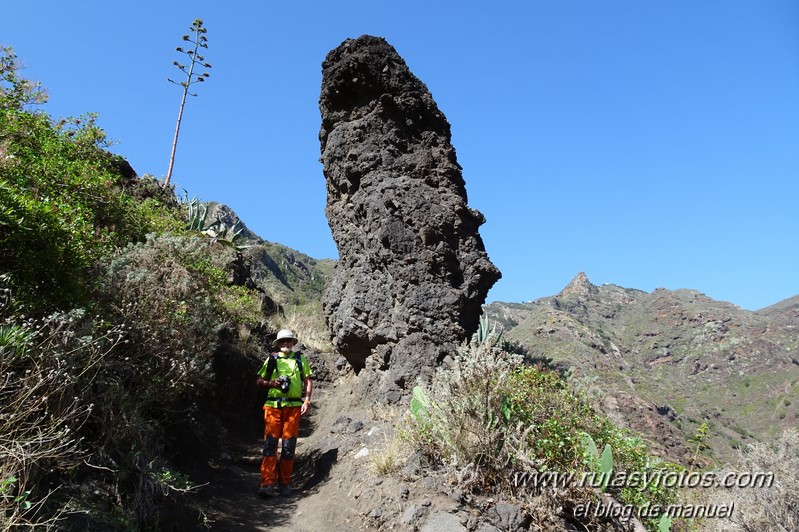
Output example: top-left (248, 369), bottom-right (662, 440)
top-left (271, 301), bottom-right (333, 353)
top-left (699, 429), bottom-right (799, 532)
top-left (369, 431), bottom-right (411, 476)
top-left (0, 310), bottom-right (124, 530)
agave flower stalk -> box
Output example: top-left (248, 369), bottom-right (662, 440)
top-left (165, 19), bottom-right (212, 187)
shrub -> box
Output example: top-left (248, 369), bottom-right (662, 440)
top-left (701, 429), bottom-right (799, 532)
top-left (82, 233), bottom-right (264, 527)
top-left (0, 305), bottom-right (125, 529)
top-left (94, 233), bottom-right (262, 409)
top-left (1, 47), bottom-right (263, 528)
top-left (1, 45), bottom-right (47, 110)
top-left (0, 289), bottom-right (205, 529)
top-left (1, 47), bottom-right (183, 313)
top-left (405, 323), bottom-right (681, 530)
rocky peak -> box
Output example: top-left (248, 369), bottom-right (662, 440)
top-left (205, 202), bottom-right (259, 241)
top-left (558, 272), bottom-right (596, 298)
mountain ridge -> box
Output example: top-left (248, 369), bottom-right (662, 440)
top-left (485, 272), bottom-right (799, 464)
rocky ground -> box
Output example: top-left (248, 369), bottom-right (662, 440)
top-left (181, 344), bottom-right (577, 532)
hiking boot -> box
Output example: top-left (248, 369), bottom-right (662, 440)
top-left (278, 484), bottom-right (292, 497)
top-left (257, 485), bottom-right (276, 498)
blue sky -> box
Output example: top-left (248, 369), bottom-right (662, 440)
top-left (3, 1), bottom-right (797, 310)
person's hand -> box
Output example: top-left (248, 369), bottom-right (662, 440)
top-left (301, 401), bottom-right (310, 416)
top-left (256, 378), bottom-right (274, 388)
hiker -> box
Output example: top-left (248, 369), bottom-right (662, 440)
top-left (255, 329), bottom-right (313, 497)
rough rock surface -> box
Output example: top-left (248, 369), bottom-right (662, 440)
top-left (319, 35), bottom-right (500, 400)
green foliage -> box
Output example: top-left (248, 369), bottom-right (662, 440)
top-left (582, 433), bottom-right (614, 491)
top-left (217, 284), bottom-right (262, 324)
top-left (474, 312), bottom-right (502, 345)
top-left (0, 476), bottom-right (31, 510)
top-left (0, 48), bottom-right (184, 312)
top-left (0, 46), bottom-right (47, 111)
top-left (688, 421), bottom-right (710, 471)
top-left (182, 194), bottom-right (251, 250)
top-left (410, 385), bottom-right (432, 422)
top-left (95, 233), bottom-right (260, 404)
top-left (185, 194), bottom-right (211, 232)
top-left (0, 231), bottom-right (263, 528)
top-left (0, 321), bottom-right (35, 359)
top-left (600, 445), bottom-right (613, 481)
top-left (0, 45), bottom-right (273, 529)
top-left (203, 221), bottom-right (250, 250)
top-left (154, 467), bottom-right (196, 492)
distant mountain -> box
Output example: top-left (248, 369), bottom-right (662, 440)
top-left (485, 273), bottom-right (799, 464)
top-left (201, 201), bottom-right (335, 311)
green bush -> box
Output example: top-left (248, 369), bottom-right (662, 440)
top-left (406, 323), bottom-right (681, 530)
top-left (1, 46), bottom-right (267, 528)
top-left (0, 109), bottom-right (184, 312)
top-left (0, 232), bottom-right (264, 528)
top-left (1, 47), bottom-right (183, 313)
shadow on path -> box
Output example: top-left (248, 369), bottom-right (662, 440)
top-left (188, 416), bottom-right (338, 530)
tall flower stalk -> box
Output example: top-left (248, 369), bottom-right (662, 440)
top-left (165, 19), bottom-right (211, 187)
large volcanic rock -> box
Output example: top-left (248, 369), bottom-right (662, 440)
top-left (319, 35), bottom-right (500, 400)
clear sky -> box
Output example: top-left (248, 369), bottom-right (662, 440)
top-left (3, 1), bottom-right (798, 310)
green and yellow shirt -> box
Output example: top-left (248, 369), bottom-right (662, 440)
top-left (257, 351), bottom-right (313, 408)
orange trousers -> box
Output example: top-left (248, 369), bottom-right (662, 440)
top-left (260, 405), bottom-right (301, 487)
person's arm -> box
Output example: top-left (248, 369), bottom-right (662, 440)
top-left (300, 377), bottom-right (313, 416)
top-left (256, 354), bottom-right (278, 388)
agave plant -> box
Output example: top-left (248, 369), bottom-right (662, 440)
top-left (181, 194), bottom-right (250, 251)
top-left (203, 221), bottom-right (250, 251)
top-left (474, 313), bottom-right (503, 345)
top-left (581, 432), bottom-right (614, 492)
top-left (184, 195), bottom-right (210, 232)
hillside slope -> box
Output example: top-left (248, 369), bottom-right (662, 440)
top-left (485, 273), bottom-right (799, 463)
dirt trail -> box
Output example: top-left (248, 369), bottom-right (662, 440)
top-left (190, 372), bottom-right (380, 532)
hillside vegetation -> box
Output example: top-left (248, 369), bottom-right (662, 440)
top-left (0, 47), bottom-right (328, 529)
top-left (485, 273), bottom-right (799, 464)
top-left (3, 46), bottom-right (797, 531)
